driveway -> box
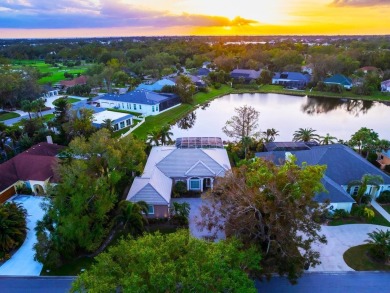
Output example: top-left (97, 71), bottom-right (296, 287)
top-left (172, 198), bottom-right (225, 240)
top-left (0, 196), bottom-right (46, 276)
top-left (309, 224), bottom-right (390, 271)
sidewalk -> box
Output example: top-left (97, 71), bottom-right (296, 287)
top-left (371, 200), bottom-right (390, 222)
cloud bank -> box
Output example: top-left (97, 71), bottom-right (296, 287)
top-left (330, 0), bottom-right (390, 7)
top-left (0, 0), bottom-right (258, 29)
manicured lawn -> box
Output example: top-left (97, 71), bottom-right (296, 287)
top-left (12, 60), bottom-right (90, 85)
top-left (107, 108), bottom-right (142, 116)
top-left (343, 244), bottom-right (390, 271)
top-left (381, 204), bottom-right (390, 214)
top-left (42, 114), bottom-right (55, 122)
top-left (67, 98), bottom-right (81, 104)
top-left (0, 112), bottom-right (20, 121)
top-left (329, 207), bottom-right (390, 227)
top-left (132, 85), bottom-right (233, 139)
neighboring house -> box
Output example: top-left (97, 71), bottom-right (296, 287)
top-left (57, 75), bottom-right (88, 90)
top-left (256, 144), bottom-right (390, 212)
top-left (196, 68), bottom-right (210, 77)
top-left (263, 141), bottom-right (316, 152)
top-left (381, 80), bottom-right (390, 92)
top-left (324, 74), bottom-right (353, 90)
top-left (377, 150), bottom-right (390, 170)
top-left (71, 103), bottom-right (133, 132)
top-left (127, 137), bottom-right (231, 218)
top-left (42, 85), bottom-right (59, 98)
top-left (272, 72), bottom-right (311, 89)
top-left (0, 142), bottom-right (63, 203)
top-left (301, 64), bottom-right (314, 75)
top-left (169, 75), bottom-right (206, 88)
top-left (98, 89), bottom-right (180, 116)
top-left (230, 69), bottom-right (262, 83)
top-left (136, 78), bottom-right (176, 92)
top-left (357, 66), bottom-right (382, 76)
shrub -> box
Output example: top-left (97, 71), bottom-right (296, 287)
top-left (331, 209), bottom-right (349, 219)
top-left (352, 205), bottom-right (375, 220)
top-left (213, 82), bottom-right (221, 89)
top-left (377, 190), bottom-right (390, 204)
top-left (173, 181), bottom-right (187, 198)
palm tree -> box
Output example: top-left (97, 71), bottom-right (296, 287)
top-left (159, 125), bottom-right (173, 146)
top-left (293, 128), bottom-right (319, 142)
top-left (348, 174), bottom-right (384, 205)
top-left (0, 202), bottom-right (27, 253)
top-left (262, 128), bottom-right (279, 143)
top-left (21, 100), bottom-right (33, 120)
top-left (146, 129), bottom-right (160, 146)
top-left (116, 200), bottom-right (148, 236)
top-left (319, 133), bottom-right (337, 145)
top-left (171, 202), bottom-right (191, 218)
top-left (365, 229), bottom-right (390, 263)
top-left (101, 119), bottom-right (114, 133)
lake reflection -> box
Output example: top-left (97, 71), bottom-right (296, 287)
top-left (171, 93), bottom-right (390, 141)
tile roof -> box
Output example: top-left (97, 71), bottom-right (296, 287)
top-left (59, 75), bottom-right (88, 87)
top-left (0, 143), bottom-right (63, 191)
top-left (324, 74), bottom-right (352, 86)
top-left (230, 69), bottom-right (261, 79)
top-left (273, 72), bottom-right (311, 82)
top-left (99, 89), bottom-right (177, 105)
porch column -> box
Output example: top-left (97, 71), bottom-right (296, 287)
top-left (187, 178), bottom-right (190, 191)
top-left (210, 178), bottom-right (214, 189)
top-left (200, 178), bottom-right (203, 192)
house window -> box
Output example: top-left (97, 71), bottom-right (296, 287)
top-left (204, 178), bottom-right (211, 188)
top-left (120, 121), bottom-right (125, 128)
top-left (352, 186), bottom-right (359, 196)
top-left (139, 105), bottom-right (142, 109)
top-left (134, 104), bottom-right (136, 110)
top-left (122, 103), bottom-right (124, 109)
top-left (148, 205), bottom-right (155, 215)
top-left (190, 178), bottom-right (201, 190)
top-left (152, 106), bottom-right (155, 112)
top-left (155, 105), bottom-right (159, 112)
top-left (114, 124), bottom-right (119, 131)
top-left (127, 103), bottom-right (130, 109)
top-left (126, 119), bottom-right (131, 126)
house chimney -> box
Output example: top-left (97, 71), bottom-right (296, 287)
top-left (46, 136), bottom-right (53, 144)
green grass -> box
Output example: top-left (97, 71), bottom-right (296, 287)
top-left (67, 98), bottom-right (81, 104)
top-left (0, 112), bottom-right (20, 121)
top-left (381, 204), bottom-right (390, 214)
top-left (343, 244), bottom-right (390, 271)
top-left (107, 108), bottom-right (142, 116)
top-left (11, 60), bottom-right (90, 85)
top-left (42, 114), bottom-right (55, 122)
top-left (329, 207), bottom-right (390, 227)
top-left (132, 85), bottom-right (233, 139)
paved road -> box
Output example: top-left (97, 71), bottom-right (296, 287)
top-left (0, 276), bottom-right (75, 293)
top-left (256, 272), bottom-right (390, 293)
top-left (1, 272), bottom-right (389, 292)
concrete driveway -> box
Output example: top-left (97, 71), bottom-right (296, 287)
top-left (172, 198), bottom-right (225, 240)
top-left (0, 196), bottom-right (46, 276)
top-left (309, 224), bottom-right (390, 272)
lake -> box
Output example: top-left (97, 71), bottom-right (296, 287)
top-left (171, 93), bottom-right (390, 141)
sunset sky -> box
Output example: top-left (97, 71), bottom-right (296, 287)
top-left (0, 0), bottom-right (389, 38)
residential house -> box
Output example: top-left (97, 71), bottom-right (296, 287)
top-left (57, 75), bottom-right (88, 90)
top-left (377, 150), bottom-right (390, 170)
top-left (136, 78), bottom-right (176, 92)
top-left (42, 85), bottom-right (59, 98)
top-left (169, 75), bottom-right (206, 88)
top-left (381, 80), bottom-right (390, 92)
top-left (357, 66), bottom-right (382, 76)
top-left (0, 142), bottom-right (63, 203)
top-left (230, 69), bottom-right (262, 83)
top-left (272, 72), bottom-right (311, 89)
top-left (256, 144), bottom-right (390, 212)
top-left (196, 68), bottom-right (210, 77)
top-left (71, 103), bottom-right (133, 132)
top-left (301, 64), bottom-right (314, 75)
top-left (324, 74), bottom-right (353, 90)
top-left (127, 137), bottom-right (231, 217)
top-left (98, 89), bottom-right (180, 117)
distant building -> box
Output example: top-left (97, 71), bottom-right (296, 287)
top-left (196, 68), bottom-right (211, 77)
top-left (272, 72), bottom-right (311, 89)
top-left (136, 78), bottom-right (176, 92)
top-left (381, 80), bottom-right (390, 92)
top-left (230, 69), bottom-right (262, 83)
top-left (357, 66), bottom-right (382, 76)
top-left (324, 74), bottom-right (353, 90)
top-left (98, 89), bottom-right (180, 116)
top-left (57, 75), bottom-right (88, 90)
top-left (301, 64), bottom-right (314, 75)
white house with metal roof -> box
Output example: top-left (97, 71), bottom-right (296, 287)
top-left (127, 140), bottom-right (231, 218)
top-left (98, 89), bottom-right (180, 117)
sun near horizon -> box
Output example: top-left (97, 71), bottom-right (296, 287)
top-left (0, 0), bottom-right (389, 38)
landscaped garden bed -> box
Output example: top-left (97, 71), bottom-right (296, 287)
top-left (344, 244), bottom-right (390, 271)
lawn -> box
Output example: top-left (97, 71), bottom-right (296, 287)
top-left (132, 85), bottom-right (233, 139)
top-left (107, 108), bottom-right (142, 116)
top-left (0, 112), bottom-right (20, 121)
top-left (329, 207), bottom-right (390, 227)
top-left (41, 257), bottom-right (95, 277)
top-left (343, 244), bottom-right (390, 271)
top-left (67, 98), bottom-right (81, 104)
top-left (12, 60), bottom-right (90, 85)
top-left (381, 204), bottom-right (390, 214)
top-left (42, 114), bottom-right (55, 122)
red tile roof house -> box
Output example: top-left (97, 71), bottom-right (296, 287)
top-left (58, 75), bottom-right (88, 90)
top-left (0, 142), bottom-right (63, 203)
